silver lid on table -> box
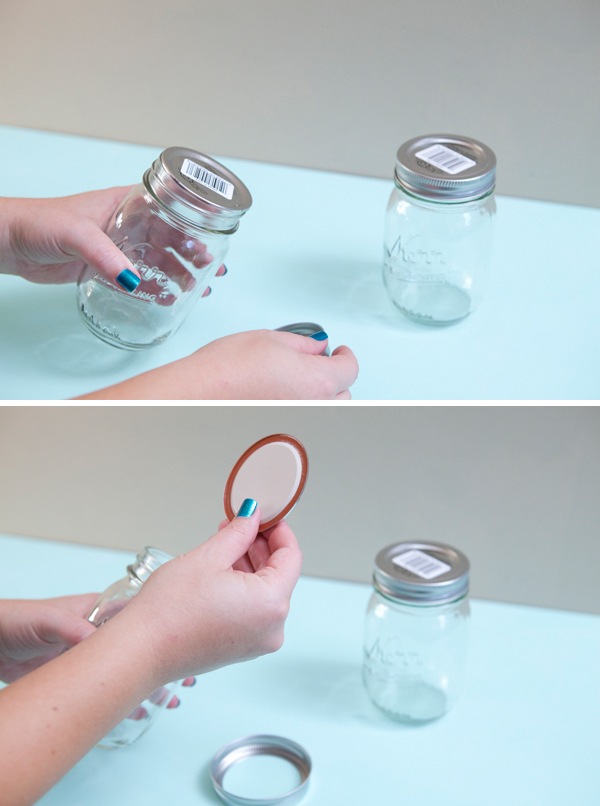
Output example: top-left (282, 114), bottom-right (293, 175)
top-left (210, 734), bottom-right (311, 806)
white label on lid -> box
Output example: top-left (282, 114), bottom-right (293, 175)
top-left (414, 144), bottom-right (477, 175)
top-left (392, 549), bottom-right (452, 580)
top-left (180, 158), bottom-right (234, 200)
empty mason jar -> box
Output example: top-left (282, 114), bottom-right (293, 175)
top-left (77, 147), bottom-right (252, 349)
top-left (88, 546), bottom-right (181, 748)
top-left (383, 135), bottom-right (496, 325)
top-left (363, 541), bottom-right (470, 723)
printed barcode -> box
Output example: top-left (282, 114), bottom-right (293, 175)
top-left (414, 144), bottom-right (476, 176)
top-left (392, 549), bottom-right (451, 580)
top-left (180, 158), bottom-right (234, 200)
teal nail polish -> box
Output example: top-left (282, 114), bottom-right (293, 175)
top-left (310, 330), bottom-right (328, 341)
top-left (116, 268), bottom-right (141, 292)
top-left (237, 498), bottom-right (257, 518)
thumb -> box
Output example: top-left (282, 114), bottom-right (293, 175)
top-left (66, 219), bottom-right (141, 291)
top-left (205, 499), bottom-right (261, 568)
top-left (272, 329), bottom-right (329, 356)
top-left (36, 607), bottom-right (97, 649)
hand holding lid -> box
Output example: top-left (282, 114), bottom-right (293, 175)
top-left (224, 435), bottom-right (308, 531)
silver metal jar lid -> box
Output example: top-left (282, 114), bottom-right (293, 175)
top-left (275, 322), bottom-right (331, 356)
top-left (145, 146), bottom-right (252, 233)
top-left (395, 135), bottom-right (496, 202)
top-left (210, 735), bottom-right (312, 806)
top-left (374, 541), bottom-right (470, 605)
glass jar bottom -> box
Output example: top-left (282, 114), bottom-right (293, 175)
top-left (386, 279), bottom-right (472, 326)
top-left (78, 307), bottom-right (170, 351)
top-left (365, 676), bottom-right (447, 723)
top-left (97, 680), bottom-right (181, 748)
top-left (78, 280), bottom-right (173, 350)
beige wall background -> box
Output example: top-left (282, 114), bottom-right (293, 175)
top-left (0, 406), bottom-right (598, 614)
top-left (0, 0), bottom-right (598, 207)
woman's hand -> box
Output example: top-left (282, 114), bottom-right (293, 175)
top-left (117, 504), bottom-right (303, 686)
top-left (0, 595), bottom-right (193, 707)
top-left (77, 329), bottom-right (359, 400)
top-left (0, 594), bottom-right (98, 683)
top-left (0, 189), bottom-right (141, 287)
top-left (0, 507), bottom-right (300, 805)
top-left (0, 190), bottom-right (227, 293)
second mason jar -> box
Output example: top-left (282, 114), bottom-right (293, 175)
top-left (77, 147), bottom-right (252, 350)
top-left (363, 541), bottom-right (470, 723)
top-left (383, 134), bottom-right (496, 325)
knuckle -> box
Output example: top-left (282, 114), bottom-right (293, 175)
top-left (89, 241), bottom-right (120, 269)
top-left (260, 592), bottom-right (289, 626)
top-left (262, 629), bottom-right (285, 654)
top-left (270, 599), bottom-right (290, 623)
top-left (319, 375), bottom-right (337, 399)
top-left (228, 520), bottom-right (250, 540)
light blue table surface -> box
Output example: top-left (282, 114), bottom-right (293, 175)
top-left (0, 124), bottom-right (599, 400)
top-left (0, 533), bottom-right (598, 805)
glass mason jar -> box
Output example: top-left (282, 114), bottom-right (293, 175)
top-left (77, 147), bottom-right (252, 350)
top-left (88, 546), bottom-right (180, 748)
top-left (383, 134), bottom-right (496, 325)
top-left (363, 541), bottom-right (470, 723)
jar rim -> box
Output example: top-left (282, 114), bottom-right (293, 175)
top-left (128, 546), bottom-right (174, 584)
top-left (373, 582), bottom-right (469, 607)
top-left (393, 176), bottom-right (495, 205)
top-left (143, 170), bottom-right (240, 235)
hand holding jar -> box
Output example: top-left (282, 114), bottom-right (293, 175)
top-left (76, 147), bottom-right (252, 350)
top-left (0, 508), bottom-right (302, 806)
top-left (0, 185), bottom-right (226, 292)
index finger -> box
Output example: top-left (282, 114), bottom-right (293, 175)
top-left (256, 520), bottom-right (303, 598)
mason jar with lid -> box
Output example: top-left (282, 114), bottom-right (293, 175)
top-left (383, 134), bottom-right (496, 325)
top-left (76, 147), bottom-right (252, 350)
top-left (363, 541), bottom-right (470, 723)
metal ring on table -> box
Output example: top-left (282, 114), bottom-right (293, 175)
top-left (210, 734), bottom-right (312, 806)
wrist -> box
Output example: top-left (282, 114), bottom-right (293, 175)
top-left (75, 351), bottom-right (212, 400)
top-left (78, 609), bottom-right (163, 696)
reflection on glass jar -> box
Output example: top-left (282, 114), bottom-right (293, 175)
top-left (77, 147), bottom-right (252, 350)
top-left (87, 547), bottom-right (180, 748)
top-left (363, 541), bottom-right (470, 723)
top-left (383, 135), bottom-right (496, 325)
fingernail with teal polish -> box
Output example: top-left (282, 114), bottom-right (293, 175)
top-left (116, 268), bottom-right (141, 292)
top-left (237, 498), bottom-right (257, 518)
top-left (310, 330), bottom-right (328, 341)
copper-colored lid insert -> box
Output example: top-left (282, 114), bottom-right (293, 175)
top-left (223, 434), bottom-right (308, 531)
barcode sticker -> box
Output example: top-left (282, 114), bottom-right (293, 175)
top-left (415, 144), bottom-right (476, 175)
top-left (392, 549), bottom-right (451, 580)
top-left (180, 158), bottom-right (234, 200)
